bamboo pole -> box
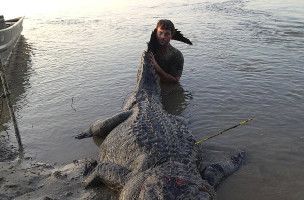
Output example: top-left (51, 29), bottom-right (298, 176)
top-left (0, 59), bottom-right (23, 151)
top-left (195, 118), bottom-right (253, 145)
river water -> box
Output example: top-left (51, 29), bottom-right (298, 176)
top-left (1, 0), bottom-right (304, 199)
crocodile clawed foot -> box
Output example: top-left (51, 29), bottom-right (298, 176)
top-left (82, 159), bottom-right (101, 189)
top-left (75, 129), bottom-right (93, 139)
top-left (83, 158), bottom-right (98, 177)
top-left (231, 151), bottom-right (245, 166)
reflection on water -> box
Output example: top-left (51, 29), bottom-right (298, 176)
top-left (0, 35), bottom-right (32, 132)
top-left (160, 82), bottom-right (192, 116)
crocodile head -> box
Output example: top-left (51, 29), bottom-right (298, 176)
top-left (138, 174), bottom-right (213, 200)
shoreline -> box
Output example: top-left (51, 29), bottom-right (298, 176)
top-left (0, 137), bottom-right (118, 200)
top-left (0, 135), bottom-right (18, 162)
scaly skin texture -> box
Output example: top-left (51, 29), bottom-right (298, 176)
top-left (81, 51), bottom-right (244, 200)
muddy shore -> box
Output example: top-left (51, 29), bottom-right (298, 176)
top-left (0, 136), bottom-right (118, 200)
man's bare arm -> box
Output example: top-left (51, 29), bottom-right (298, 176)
top-left (150, 53), bottom-right (180, 83)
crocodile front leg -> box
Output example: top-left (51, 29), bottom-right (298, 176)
top-left (83, 162), bottom-right (130, 190)
top-left (75, 110), bottom-right (133, 139)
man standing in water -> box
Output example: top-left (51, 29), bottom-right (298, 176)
top-left (149, 19), bottom-right (185, 83)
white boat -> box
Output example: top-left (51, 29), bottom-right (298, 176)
top-left (0, 16), bottom-right (24, 66)
top-left (0, 16), bottom-right (24, 150)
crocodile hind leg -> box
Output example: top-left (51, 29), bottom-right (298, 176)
top-left (75, 110), bottom-right (133, 139)
top-left (198, 151), bottom-right (245, 187)
top-left (83, 161), bottom-right (130, 190)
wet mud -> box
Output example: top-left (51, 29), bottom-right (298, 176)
top-left (0, 139), bottom-right (117, 200)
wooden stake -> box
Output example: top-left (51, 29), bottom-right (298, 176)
top-left (0, 60), bottom-right (23, 151)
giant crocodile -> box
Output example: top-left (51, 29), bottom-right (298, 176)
top-left (76, 51), bottom-right (244, 199)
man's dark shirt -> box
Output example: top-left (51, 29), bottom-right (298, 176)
top-left (154, 44), bottom-right (184, 78)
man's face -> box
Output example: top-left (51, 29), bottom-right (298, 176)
top-left (156, 27), bottom-right (172, 46)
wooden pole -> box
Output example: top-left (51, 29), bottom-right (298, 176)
top-left (0, 60), bottom-right (23, 151)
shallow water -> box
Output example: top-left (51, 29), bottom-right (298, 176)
top-left (1, 0), bottom-right (304, 199)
